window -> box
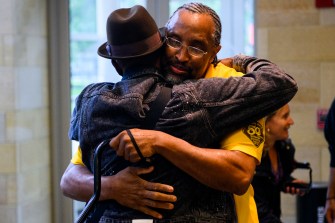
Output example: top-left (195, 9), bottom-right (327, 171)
top-left (69, 0), bottom-right (254, 220)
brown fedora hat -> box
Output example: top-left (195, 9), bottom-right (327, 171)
top-left (97, 5), bottom-right (163, 59)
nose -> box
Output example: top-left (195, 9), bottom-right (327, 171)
top-left (175, 45), bottom-right (190, 62)
top-left (288, 116), bottom-right (294, 125)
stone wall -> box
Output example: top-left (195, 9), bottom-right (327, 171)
top-left (0, 0), bottom-right (51, 222)
top-left (256, 0), bottom-right (335, 222)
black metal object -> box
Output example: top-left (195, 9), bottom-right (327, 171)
top-left (288, 161), bottom-right (313, 193)
top-left (296, 181), bottom-right (327, 223)
top-left (283, 161), bottom-right (313, 194)
top-left (75, 139), bottom-right (110, 223)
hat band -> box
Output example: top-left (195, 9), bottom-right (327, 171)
top-left (108, 32), bottom-right (161, 57)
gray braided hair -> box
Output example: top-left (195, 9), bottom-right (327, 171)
top-left (167, 2), bottom-right (222, 47)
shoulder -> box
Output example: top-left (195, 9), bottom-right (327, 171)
top-left (205, 63), bottom-right (244, 78)
top-left (80, 82), bottom-right (115, 96)
top-left (220, 119), bottom-right (265, 163)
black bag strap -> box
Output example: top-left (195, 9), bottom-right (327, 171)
top-left (141, 85), bottom-right (172, 129)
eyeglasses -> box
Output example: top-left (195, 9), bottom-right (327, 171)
top-left (165, 37), bottom-right (208, 57)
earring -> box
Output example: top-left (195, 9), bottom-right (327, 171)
top-left (267, 128), bottom-right (270, 133)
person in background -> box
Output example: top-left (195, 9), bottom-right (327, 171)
top-left (324, 98), bottom-right (335, 223)
top-left (251, 104), bottom-right (306, 223)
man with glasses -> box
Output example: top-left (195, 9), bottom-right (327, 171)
top-left (61, 3), bottom-right (297, 222)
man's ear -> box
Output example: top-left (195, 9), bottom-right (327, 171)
top-left (112, 59), bottom-right (123, 76)
top-left (211, 45), bottom-right (222, 65)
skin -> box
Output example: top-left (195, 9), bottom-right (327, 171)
top-left (325, 167), bottom-right (335, 223)
top-left (264, 104), bottom-right (306, 195)
top-left (60, 9), bottom-right (257, 219)
top-left (61, 164), bottom-right (176, 218)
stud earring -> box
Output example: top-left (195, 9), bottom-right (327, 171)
top-left (267, 128), bottom-right (270, 133)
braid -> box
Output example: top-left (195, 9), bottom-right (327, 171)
top-left (167, 2), bottom-right (221, 47)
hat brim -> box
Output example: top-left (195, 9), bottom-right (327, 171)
top-left (97, 42), bottom-right (112, 59)
top-left (97, 27), bottom-right (166, 59)
top-left (97, 41), bottom-right (163, 59)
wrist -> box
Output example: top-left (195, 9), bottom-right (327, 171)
top-left (100, 175), bottom-right (115, 201)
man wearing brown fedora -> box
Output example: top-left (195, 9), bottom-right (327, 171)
top-left (61, 4), bottom-right (297, 222)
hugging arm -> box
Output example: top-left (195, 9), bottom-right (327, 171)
top-left (195, 55), bottom-right (298, 134)
top-left (111, 128), bottom-right (258, 195)
top-left (60, 162), bottom-right (177, 219)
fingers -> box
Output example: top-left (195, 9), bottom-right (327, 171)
top-left (109, 130), bottom-right (142, 162)
top-left (144, 181), bottom-right (175, 194)
top-left (130, 166), bottom-right (177, 202)
top-left (130, 165), bottom-right (155, 175)
top-left (126, 129), bottom-right (145, 161)
top-left (140, 183), bottom-right (176, 202)
top-left (112, 166), bottom-right (176, 219)
top-left (285, 186), bottom-right (305, 196)
top-left (130, 166), bottom-right (175, 195)
top-left (109, 131), bottom-right (124, 156)
top-left (141, 198), bottom-right (175, 210)
top-left (136, 206), bottom-right (163, 219)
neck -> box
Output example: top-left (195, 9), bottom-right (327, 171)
top-left (264, 137), bottom-right (276, 151)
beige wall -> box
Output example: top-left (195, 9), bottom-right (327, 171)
top-left (256, 0), bottom-right (335, 222)
top-left (0, 0), bottom-right (334, 222)
top-left (0, 0), bottom-right (52, 222)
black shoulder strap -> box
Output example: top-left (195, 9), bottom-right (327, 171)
top-left (141, 85), bottom-right (172, 129)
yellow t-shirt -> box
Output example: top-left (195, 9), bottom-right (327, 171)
top-left (71, 63), bottom-right (263, 222)
top-left (71, 146), bottom-right (84, 165)
top-left (206, 63), bottom-right (263, 223)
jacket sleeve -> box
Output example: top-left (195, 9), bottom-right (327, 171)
top-left (188, 55), bottom-right (299, 137)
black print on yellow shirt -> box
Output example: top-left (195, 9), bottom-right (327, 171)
top-left (242, 121), bottom-right (264, 147)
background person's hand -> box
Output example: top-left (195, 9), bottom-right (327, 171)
top-left (283, 179), bottom-right (307, 196)
top-left (325, 198), bottom-right (335, 223)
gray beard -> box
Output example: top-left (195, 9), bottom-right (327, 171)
top-left (164, 72), bottom-right (185, 85)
